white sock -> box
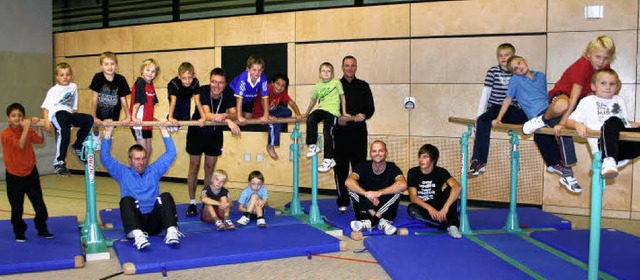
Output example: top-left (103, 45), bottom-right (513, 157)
top-left (190, 199), bottom-right (196, 205)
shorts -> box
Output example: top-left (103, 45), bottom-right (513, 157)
top-left (131, 128), bottom-right (152, 140)
top-left (186, 127), bottom-right (223, 157)
top-left (242, 101), bottom-right (255, 114)
top-left (201, 205), bottom-right (224, 223)
top-left (549, 92), bottom-right (565, 103)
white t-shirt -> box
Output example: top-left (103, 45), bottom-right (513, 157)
top-left (41, 83), bottom-right (78, 121)
top-left (568, 94), bottom-right (630, 153)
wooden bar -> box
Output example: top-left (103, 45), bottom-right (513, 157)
top-left (22, 116), bottom-right (358, 127)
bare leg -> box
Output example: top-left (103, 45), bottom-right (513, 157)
top-left (187, 155), bottom-right (202, 200)
top-left (544, 95), bottom-right (569, 120)
top-left (203, 155), bottom-right (218, 186)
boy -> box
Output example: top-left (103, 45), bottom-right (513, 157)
top-left (469, 43), bottom-right (529, 176)
top-left (230, 55), bottom-right (270, 125)
top-left (201, 169), bottom-right (235, 230)
top-left (236, 170), bottom-right (268, 228)
top-left (566, 69), bottom-right (639, 179)
top-left (167, 62), bottom-right (205, 130)
top-left (2, 103), bottom-right (54, 241)
top-left (41, 62), bottom-right (94, 176)
top-left (89, 51), bottom-right (132, 149)
top-left (493, 56), bottom-right (581, 193)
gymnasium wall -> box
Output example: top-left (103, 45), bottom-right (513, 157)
top-left (53, 0), bottom-right (640, 219)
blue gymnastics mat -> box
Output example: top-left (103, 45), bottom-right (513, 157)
top-left (364, 234), bottom-right (531, 279)
top-left (289, 199), bottom-right (571, 237)
top-left (100, 202), bottom-right (277, 228)
top-left (113, 223), bottom-right (341, 274)
top-left (0, 216), bottom-right (83, 275)
top-left (531, 229), bottom-right (640, 280)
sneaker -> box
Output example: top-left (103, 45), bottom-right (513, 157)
top-left (617, 159), bottom-right (631, 169)
top-left (164, 227), bottom-right (184, 245)
top-left (546, 163), bottom-right (564, 176)
top-left (601, 157), bottom-right (618, 179)
top-left (38, 232), bottom-right (55, 239)
top-left (215, 220), bottom-right (225, 231)
top-left (186, 204), bottom-right (198, 217)
top-left (237, 216), bottom-right (250, 226)
top-left (54, 162), bottom-right (70, 177)
top-left (15, 232), bottom-right (26, 242)
top-left (92, 134), bottom-right (101, 151)
top-left (224, 219), bottom-right (236, 230)
top-left (306, 144), bottom-right (320, 158)
top-left (256, 218), bottom-right (266, 228)
top-left (132, 231), bottom-right (150, 250)
top-left (468, 160), bottom-right (486, 176)
top-left (447, 225), bottom-right (463, 239)
top-left (318, 158), bottom-right (336, 172)
top-left (350, 219), bottom-right (372, 232)
top-left (560, 175), bottom-right (583, 194)
top-left (378, 218), bottom-right (397, 235)
top-left (73, 148), bottom-right (86, 164)
top-left (337, 206), bottom-right (348, 214)
top-left (522, 115), bottom-right (546, 135)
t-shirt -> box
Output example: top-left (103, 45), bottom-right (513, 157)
top-left (506, 71), bottom-right (548, 119)
top-left (167, 77), bottom-right (200, 121)
top-left (41, 83), bottom-right (78, 120)
top-left (548, 56), bottom-right (609, 101)
top-left (237, 185), bottom-right (268, 207)
top-left (1, 126), bottom-right (43, 176)
top-left (201, 185), bottom-right (231, 201)
top-left (229, 71), bottom-right (269, 104)
top-left (311, 79), bottom-right (344, 117)
top-left (130, 77), bottom-right (158, 130)
top-left (191, 85), bottom-right (236, 134)
top-left (89, 72), bottom-right (131, 120)
top-left (252, 83), bottom-right (293, 118)
top-left (484, 65), bottom-right (519, 107)
top-left (407, 166), bottom-right (452, 203)
top-left (352, 161), bottom-right (403, 192)
top-left (569, 95), bottom-right (630, 153)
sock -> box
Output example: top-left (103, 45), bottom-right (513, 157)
top-left (190, 199), bottom-right (196, 205)
top-left (243, 212), bottom-right (251, 217)
top-left (562, 166), bottom-right (574, 177)
top-left (257, 216), bottom-right (263, 220)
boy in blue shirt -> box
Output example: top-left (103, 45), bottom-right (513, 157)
top-left (236, 170), bottom-right (269, 227)
top-left (230, 55), bottom-right (270, 125)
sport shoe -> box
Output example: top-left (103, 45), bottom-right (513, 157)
top-left (350, 219), bottom-right (372, 232)
top-left (237, 216), bottom-right (250, 226)
top-left (15, 232), bottom-right (26, 242)
top-left (186, 204), bottom-right (197, 217)
top-left (224, 219), bottom-right (235, 230)
top-left (560, 175), bottom-right (583, 194)
top-left (92, 134), bottom-right (101, 151)
top-left (546, 163), bottom-right (564, 176)
top-left (73, 147), bottom-right (86, 164)
top-left (601, 157), bottom-right (618, 179)
top-left (306, 144), bottom-right (320, 158)
top-left (215, 220), bottom-right (225, 231)
top-left (617, 159), bottom-right (631, 169)
top-left (38, 232), bottom-right (55, 239)
top-left (522, 115), bottom-right (547, 135)
top-left (132, 230), bottom-right (150, 250)
top-left (164, 227), bottom-right (184, 245)
top-left (468, 160), bottom-right (486, 176)
top-left (54, 162), bottom-right (70, 177)
top-left (337, 206), bottom-right (348, 214)
top-left (256, 218), bottom-right (266, 228)
top-left (318, 158), bottom-right (336, 172)
top-left (378, 218), bottom-right (397, 235)
top-left (447, 225), bottom-right (462, 239)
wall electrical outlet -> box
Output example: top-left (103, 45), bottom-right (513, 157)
top-left (244, 153), bottom-right (251, 162)
top-left (256, 153), bottom-right (264, 163)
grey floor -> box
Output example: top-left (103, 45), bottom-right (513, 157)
top-left (0, 175), bottom-right (639, 280)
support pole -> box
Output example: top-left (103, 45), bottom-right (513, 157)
top-left (459, 124), bottom-right (473, 235)
top-left (308, 135), bottom-right (322, 224)
top-left (588, 152), bottom-right (605, 280)
top-left (504, 131), bottom-right (522, 233)
top-left (80, 135), bottom-right (109, 260)
top-left (288, 123), bottom-right (303, 216)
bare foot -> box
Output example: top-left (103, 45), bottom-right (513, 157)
top-left (266, 145), bottom-right (279, 160)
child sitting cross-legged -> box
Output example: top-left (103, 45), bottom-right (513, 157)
top-left (200, 169), bottom-right (235, 230)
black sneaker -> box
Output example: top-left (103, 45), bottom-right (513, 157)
top-left (38, 232), bottom-right (55, 239)
top-left (73, 147), bottom-right (87, 164)
top-left (186, 204), bottom-right (197, 217)
top-left (54, 162), bottom-right (70, 177)
top-left (15, 232), bottom-right (26, 242)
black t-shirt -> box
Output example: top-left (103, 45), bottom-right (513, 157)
top-left (190, 85), bottom-right (236, 134)
top-left (407, 166), bottom-right (452, 203)
top-left (89, 72), bottom-right (131, 120)
top-left (201, 185), bottom-right (230, 201)
top-left (352, 161), bottom-right (403, 191)
top-left (168, 77), bottom-right (200, 121)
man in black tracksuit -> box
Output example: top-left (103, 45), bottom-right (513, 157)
top-left (334, 56), bottom-right (375, 213)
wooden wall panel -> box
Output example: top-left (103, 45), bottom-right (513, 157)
top-left (214, 13), bottom-right (295, 46)
top-left (64, 56), bottom-right (102, 90)
top-left (296, 4), bottom-right (410, 42)
top-left (53, 33), bottom-right (64, 57)
top-left (131, 49), bottom-right (216, 88)
top-left (410, 84), bottom-right (480, 137)
top-left (132, 19), bottom-right (215, 52)
top-left (548, 0), bottom-right (638, 32)
top-left (367, 84), bottom-right (409, 136)
top-left (64, 27), bottom-right (133, 56)
top-left (410, 0), bottom-right (546, 36)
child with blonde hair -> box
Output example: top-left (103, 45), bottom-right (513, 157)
top-left (130, 58), bottom-right (160, 158)
top-left (201, 169), bottom-right (235, 230)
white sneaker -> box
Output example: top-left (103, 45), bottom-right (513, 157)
top-left (237, 216), bottom-right (250, 226)
top-left (318, 158), bottom-right (336, 172)
top-left (92, 134), bottom-right (101, 151)
top-left (132, 230), bottom-right (150, 250)
top-left (350, 219), bottom-right (372, 232)
top-left (601, 157), bottom-right (619, 179)
top-left (164, 226), bottom-right (184, 245)
top-left (337, 206), bottom-right (348, 213)
top-left (560, 175), bottom-right (583, 194)
top-left (306, 144), bottom-right (320, 158)
top-left (256, 218), bottom-right (266, 228)
top-left (378, 218), bottom-right (397, 235)
top-left (522, 115), bottom-right (546, 135)
top-left (447, 225), bottom-right (462, 239)
top-left (617, 159), bottom-right (631, 169)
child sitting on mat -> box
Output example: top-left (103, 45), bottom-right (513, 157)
top-left (236, 170), bottom-right (269, 228)
top-left (201, 169), bottom-right (235, 230)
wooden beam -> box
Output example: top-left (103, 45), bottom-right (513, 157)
top-left (22, 116), bottom-right (358, 127)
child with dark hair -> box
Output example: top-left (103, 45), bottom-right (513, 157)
top-left (236, 170), bottom-right (269, 228)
